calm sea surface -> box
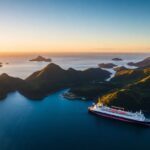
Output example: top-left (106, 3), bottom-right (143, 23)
top-left (0, 52), bottom-right (148, 78)
top-left (0, 53), bottom-right (150, 150)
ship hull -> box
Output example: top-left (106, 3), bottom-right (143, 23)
top-left (89, 109), bottom-right (150, 126)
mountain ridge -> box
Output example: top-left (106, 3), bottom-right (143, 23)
top-left (0, 63), bottom-right (110, 100)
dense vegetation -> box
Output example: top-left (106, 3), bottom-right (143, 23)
top-left (99, 67), bottom-right (150, 111)
top-left (69, 82), bottom-right (118, 100)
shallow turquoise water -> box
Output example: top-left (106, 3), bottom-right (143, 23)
top-left (0, 90), bottom-right (149, 150)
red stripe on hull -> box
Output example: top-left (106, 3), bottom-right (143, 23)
top-left (89, 110), bottom-right (150, 126)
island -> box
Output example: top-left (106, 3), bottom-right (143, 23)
top-left (112, 58), bottom-right (123, 61)
top-left (30, 56), bottom-right (52, 62)
top-left (98, 63), bottom-right (117, 69)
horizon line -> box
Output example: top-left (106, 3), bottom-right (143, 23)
top-left (0, 51), bottom-right (150, 56)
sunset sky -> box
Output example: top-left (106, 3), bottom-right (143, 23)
top-left (0, 0), bottom-right (150, 53)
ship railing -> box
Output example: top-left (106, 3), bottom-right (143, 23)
top-left (99, 106), bottom-right (146, 120)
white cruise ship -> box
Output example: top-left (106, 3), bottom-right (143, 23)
top-left (88, 103), bottom-right (150, 126)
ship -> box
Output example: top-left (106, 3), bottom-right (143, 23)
top-left (88, 103), bottom-right (150, 126)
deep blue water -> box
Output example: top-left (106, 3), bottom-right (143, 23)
top-left (0, 90), bottom-right (150, 150)
top-left (0, 53), bottom-right (150, 150)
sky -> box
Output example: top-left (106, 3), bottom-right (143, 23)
top-left (0, 0), bottom-right (150, 53)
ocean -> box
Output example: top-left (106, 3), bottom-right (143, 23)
top-left (0, 53), bottom-right (150, 150)
top-left (0, 52), bottom-right (148, 79)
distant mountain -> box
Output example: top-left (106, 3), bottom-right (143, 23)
top-left (128, 57), bottom-right (150, 68)
top-left (0, 63), bottom-right (111, 100)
